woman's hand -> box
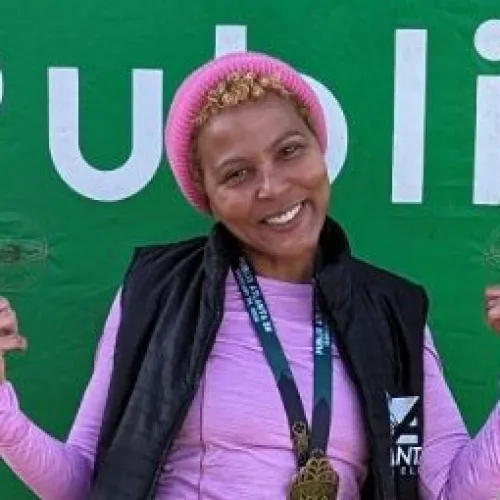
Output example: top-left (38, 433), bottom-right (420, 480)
top-left (485, 287), bottom-right (500, 333)
top-left (0, 297), bottom-right (27, 384)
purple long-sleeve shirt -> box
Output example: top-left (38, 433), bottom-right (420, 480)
top-left (1, 274), bottom-right (500, 499)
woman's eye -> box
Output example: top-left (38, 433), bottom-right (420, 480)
top-left (225, 168), bottom-right (248, 185)
top-left (281, 143), bottom-right (304, 158)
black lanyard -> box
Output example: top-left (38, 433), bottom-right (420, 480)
top-left (232, 256), bottom-right (332, 468)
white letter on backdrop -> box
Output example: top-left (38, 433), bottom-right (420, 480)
top-left (0, 68), bottom-right (3, 109)
top-left (392, 29), bottom-right (428, 204)
top-left (48, 68), bottom-right (163, 202)
top-left (473, 20), bottom-right (500, 205)
top-left (215, 25), bottom-right (247, 57)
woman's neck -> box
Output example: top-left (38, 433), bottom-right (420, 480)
top-left (244, 248), bottom-right (316, 284)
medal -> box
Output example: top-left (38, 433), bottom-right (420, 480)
top-left (290, 423), bottom-right (338, 500)
top-left (233, 256), bottom-right (340, 499)
top-left (289, 456), bottom-right (339, 500)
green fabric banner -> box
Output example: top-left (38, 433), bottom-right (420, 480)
top-left (1, 1), bottom-right (500, 497)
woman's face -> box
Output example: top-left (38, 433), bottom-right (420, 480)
top-left (196, 93), bottom-right (330, 266)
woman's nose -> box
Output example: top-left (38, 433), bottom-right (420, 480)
top-left (256, 164), bottom-right (288, 200)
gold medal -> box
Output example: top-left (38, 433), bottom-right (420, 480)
top-left (288, 456), bottom-right (339, 500)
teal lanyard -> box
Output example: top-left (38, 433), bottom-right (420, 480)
top-left (232, 256), bottom-right (333, 468)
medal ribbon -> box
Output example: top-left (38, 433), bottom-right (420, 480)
top-left (232, 256), bottom-right (332, 468)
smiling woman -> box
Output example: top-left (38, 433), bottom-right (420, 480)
top-left (197, 90), bottom-right (330, 283)
top-left (2, 51), bottom-right (500, 500)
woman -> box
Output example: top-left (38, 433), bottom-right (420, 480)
top-left (1, 51), bottom-right (500, 500)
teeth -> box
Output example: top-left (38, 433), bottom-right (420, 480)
top-left (265, 202), bottom-right (303, 225)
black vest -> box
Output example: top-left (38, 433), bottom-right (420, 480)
top-left (91, 218), bottom-right (428, 499)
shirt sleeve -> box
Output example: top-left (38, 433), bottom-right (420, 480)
top-left (0, 290), bottom-right (121, 500)
top-left (419, 325), bottom-right (500, 499)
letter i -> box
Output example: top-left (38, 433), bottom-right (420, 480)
top-left (473, 20), bottom-right (500, 205)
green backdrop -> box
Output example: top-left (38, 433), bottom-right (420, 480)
top-left (1, 1), bottom-right (500, 497)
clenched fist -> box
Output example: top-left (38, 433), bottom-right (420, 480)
top-left (0, 297), bottom-right (27, 384)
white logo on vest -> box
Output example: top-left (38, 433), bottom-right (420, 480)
top-left (388, 395), bottom-right (422, 477)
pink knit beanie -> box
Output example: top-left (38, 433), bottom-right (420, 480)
top-left (164, 51), bottom-right (328, 212)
